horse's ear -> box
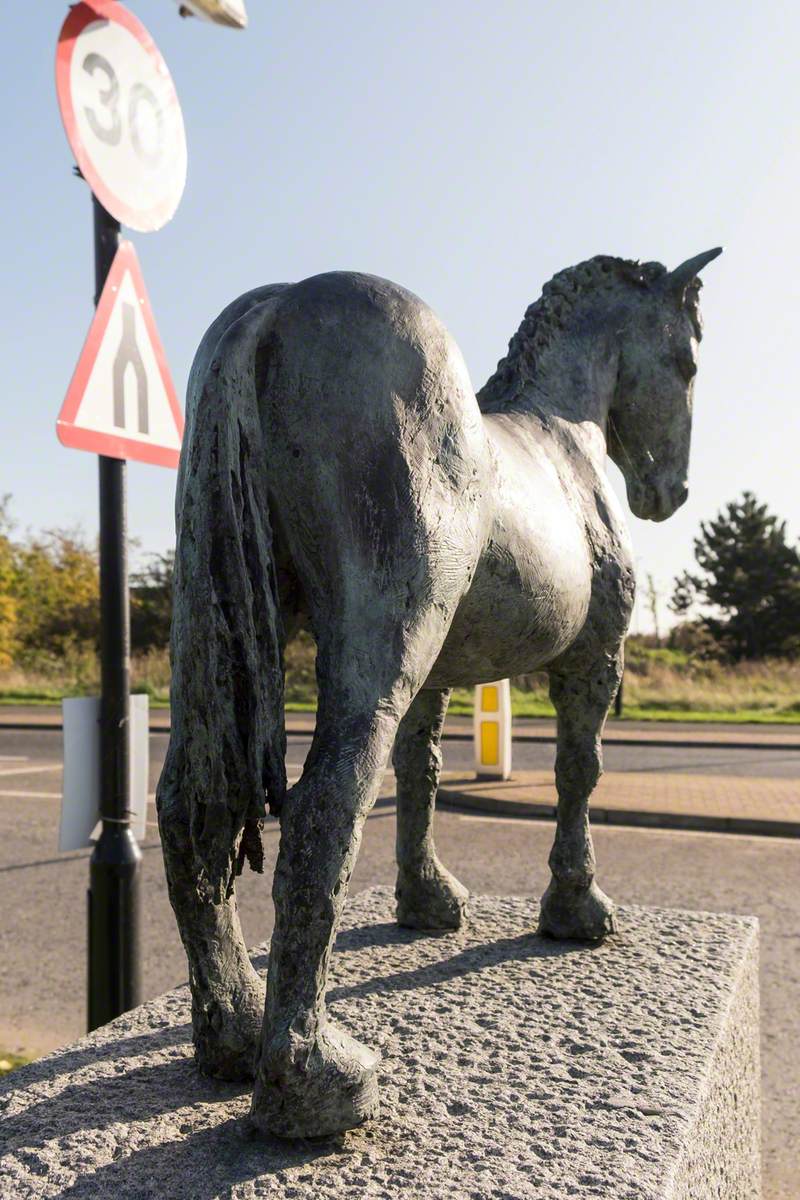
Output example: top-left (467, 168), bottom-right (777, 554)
top-left (666, 247), bottom-right (723, 298)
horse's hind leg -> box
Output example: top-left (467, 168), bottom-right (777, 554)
top-left (251, 626), bottom-right (458, 1137)
top-left (251, 703), bottom-right (392, 1137)
top-left (157, 759), bottom-right (264, 1080)
top-left (538, 651), bottom-right (622, 940)
top-left (393, 687), bottom-right (469, 930)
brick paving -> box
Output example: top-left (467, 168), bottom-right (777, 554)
top-left (438, 769), bottom-right (800, 834)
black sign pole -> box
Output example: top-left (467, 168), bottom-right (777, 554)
top-left (87, 194), bottom-right (142, 1031)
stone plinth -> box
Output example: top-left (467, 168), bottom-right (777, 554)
top-left (0, 888), bottom-right (759, 1199)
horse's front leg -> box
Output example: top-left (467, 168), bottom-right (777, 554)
top-left (538, 653), bottom-right (622, 940)
top-left (393, 687), bottom-right (469, 930)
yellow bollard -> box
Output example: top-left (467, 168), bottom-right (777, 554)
top-left (473, 680), bottom-right (512, 780)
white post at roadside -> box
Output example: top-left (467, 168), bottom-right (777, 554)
top-left (473, 680), bottom-right (512, 780)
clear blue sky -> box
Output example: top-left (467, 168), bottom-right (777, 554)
top-left (2, 1), bottom-right (798, 633)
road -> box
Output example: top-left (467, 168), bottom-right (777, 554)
top-left (4, 725), bottom-right (800, 787)
top-left (1, 727), bottom-right (798, 1198)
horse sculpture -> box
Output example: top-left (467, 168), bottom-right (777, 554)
top-left (157, 247), bottom-right (721, 1138)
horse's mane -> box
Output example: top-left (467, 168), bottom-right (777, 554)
top-left (477, 256), bottom-right (669, 412)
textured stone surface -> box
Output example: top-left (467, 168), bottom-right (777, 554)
top-left (0, 888), bottom-right (759, 1199)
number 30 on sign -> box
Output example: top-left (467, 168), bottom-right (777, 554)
top-left (56, 1), bottom-right (187, 232)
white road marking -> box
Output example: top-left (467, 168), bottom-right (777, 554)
top-left (0, 755), bottom-right (28, 762)
top-left (0, 774), bottom-right (305, 802)
top-left (457, 813), bottom-right (542, 826)
top-left (0, 790), bottom-right (62, 799)
top-left (0, 765), bottom-right (61, 778)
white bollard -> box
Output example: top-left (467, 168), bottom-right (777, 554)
top-left (473, 680), bottom-right (512, 780)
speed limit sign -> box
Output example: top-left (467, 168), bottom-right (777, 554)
top-left (56, 1), bottom-right (187, 232)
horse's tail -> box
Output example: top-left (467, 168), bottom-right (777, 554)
top-left (162, 296), bottom-right (287, 901)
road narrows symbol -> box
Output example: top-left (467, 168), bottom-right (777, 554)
top-left (114, 303), bottom-right (149, 434)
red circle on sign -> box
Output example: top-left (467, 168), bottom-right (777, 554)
top-left (56, 1), bottom-right (187, 232)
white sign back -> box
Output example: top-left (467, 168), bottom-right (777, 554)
top-left (59, 695), bottom-right (149, 852)
top-left (56, 2), bottom-right (187, 232)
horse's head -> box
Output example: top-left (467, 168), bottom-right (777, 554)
top-left (608, 247), bottom-right (721, 522)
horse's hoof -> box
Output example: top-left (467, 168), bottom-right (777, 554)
top-left (193, 977), bottom-right (265, 1082)
top-left (538, 879), bottom-right (617, 941)
top-left (250, 1020), bottom-right (380, 1138)
top-left (396, 859), bottom-right (469, 931)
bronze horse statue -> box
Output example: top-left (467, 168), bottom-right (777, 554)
top-left (157, 247), bottom-right (721, 1137)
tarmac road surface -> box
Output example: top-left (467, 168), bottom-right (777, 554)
top-left (0, 727), bottom-right (798, 1198)
top-left (3, 725), bottom-right (800, 785)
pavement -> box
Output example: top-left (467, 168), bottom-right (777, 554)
top-left (0, 724), bottom-right (798, 1198)
top-left (437, 769), bottom-right (800, 837)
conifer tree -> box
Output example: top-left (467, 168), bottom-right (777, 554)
top-left (671, 491), bottom-right (800, 660)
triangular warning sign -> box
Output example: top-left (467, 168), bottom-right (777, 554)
top-left (57, 242), bottom-right (184, 468)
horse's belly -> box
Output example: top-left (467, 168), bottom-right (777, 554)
top-left (426, 505), bottom-right (592, 689)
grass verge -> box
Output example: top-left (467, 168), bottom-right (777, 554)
top-left (2, 637), bottom-right (799, 724)
top-left (446, 689), bottom-right (800, 724)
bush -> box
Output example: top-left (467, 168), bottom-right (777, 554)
top-left (0, 499), bottom-right (99, 672)
top-left (130, 552), bottom-right (173, 653)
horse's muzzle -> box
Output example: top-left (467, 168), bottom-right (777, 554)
top-left (629, 479), bottom-right (688, 522)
